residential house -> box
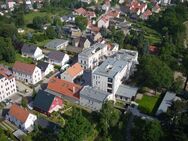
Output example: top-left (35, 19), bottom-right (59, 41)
top-left (6, 0), bottom-right (15, 10)
top-left (140, 9), bottom-right (152, 20)
top-left (152, 3), bottom-right (160, 13)
top-left (44, 39), bottom-right (69, 50)
top-left (47, 51), bottom-right (69, 66)
top-left (73, 7), bottom-right (96, 19)
top-left (13, 61), bottom-right (42, 85)
top-left (33, 90), bottom-right (63, 115)
top-left (61, 15), bottom-right (75, 23)
top-left (60, 63), bottom-right (83, 82)
top-left (77, 36), bottom-right (93, 49)
top-left (78, 43), bottom-right (108, 70)
top-left (98, 16), bottom-right (110, 28)
top-left (0, 66), bottom-right (17, 102)
top-left (21, 44), bottom-right (44, 60)
top-left (107, 43), bottom-right (119, 56)
top-left (80, 86), bottom-right (110, 111)
top-left (92, 49), bottom-right (138, 100)
top-left (102, 0), bottom-right (111, 11)
top-left (47, 77), bottom-right (82, 103)
top-left (156, 92), bottom-right (178, 115)
top-left (115, 84), bottom-right (138, 102)
top-left (161, 0), bottom-right (171, 5)
top-left (6, 104), bottom-right (37, 132)
top-left (37, 61), bottom-right (54, 77)
top-left (80, 0), bottom-right (92, 4)
top-left (106, 10), bottom-right (121, 18)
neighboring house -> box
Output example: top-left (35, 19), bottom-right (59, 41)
top-left (73, 7), bottom-right (96, 19)
top-left (61, 15), bottom-right (75, 23)
top-left (6, 0), bottom-right (15, 10)
top-left (102, 0), bottom-right (111, 11)
top-left (156, 92), bottom-right (178, 115)
top-left (77, 37), bottom-right (92, 49)
top-left (33, 90), bottom-right (63, 115)
top-left (6, 104), bottom-right (37, 132)
top-left (0, 66), bottom-right (17, 102)
top-left (80, 86), bottom-right (110, 111)
top-left (80, 0), bottom-right (92, 4)
top-left (37, 61), bottom-right (54, 77)
top-left (78, 43), bottom-right (108, 70)
top-left (47, 51), bottom-right (69, 67)
top-left (47, 77), bottom-right (82, 103)
top-left (98, 16), bottom-right (110, 28)
top-left (45, 39), bottom-right (69, 50)
top-left (21, 44), bottom-right (44, 60)
top-left (60, 63), bottom-right (83, 82)
top-left (152, 3), bottom-right (160, 13)
top-left (13, 61), bottom-right (42, 85)
top-left (115, 84), bottom-right (138, 102)
top-left (140, 9), bottom-right (152, 20)
top-left (92, 49), bottom-right (138, 100)
top-left (107, 43), bottom-right (119, 56)
top-left (161, 0), bottom-right (171, 5)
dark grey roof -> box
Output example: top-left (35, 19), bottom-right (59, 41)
top-left (80, 86), bottom-right (109, 103)
top-left (48, 51), bottom-right (65, 62)
top-left (33, 90), bottom-right (55, 112)
top-left (78, 37), bottom-right (87, 48)
top-left (156, 92), bottom-right (176, 115)
top-left (36, 117), bottom-right (61, 130)
top-left (37, 61), bottom-right (49, 72)
top-left (116, 84), bottom-right (138, 99)
top-left (21, 44), bottom-right (37, 55)
top-left (45, 39), bottom-right (68, 49)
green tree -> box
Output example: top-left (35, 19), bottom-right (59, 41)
top-left (58, 109), bottom-right (93, 141)
top-left (99, 101), bottom-right (121, 136)
top-left (45, 26), bottom-right (57, 39)
top-left (75, 16), bottom-right (88, 31)
top-left (21, 97), bottom-right (28, 108)
top-left (141, 120), bottom-right (163, 141)
top-left (182, 54), bottom-right (188, 90)
top-left (138, 55), bottom-right (174, 91)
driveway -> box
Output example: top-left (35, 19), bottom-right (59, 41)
top-left (16, 81), bottom-right (33, 97)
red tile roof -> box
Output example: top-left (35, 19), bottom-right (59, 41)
top-left (9, 104), bottom-right (30, 123)
top-left (100, 16), bottom-right (109, 23)
top-left (66, 63), bottom-right (83, 78)
top-left (142, 9), bottom-right (152, 18)
top-left (0, 66), bottom-right (13, 79)
top-left (74, 7), bottom-right (87, 15)
top-left (106, 10), bottom-right (120, 18)
top-left (13, 61), bottom-right (36, 75)
top-left (47, 77), bottom-right (82, 99)
top-left (149, 45), bottom-right (158, 54)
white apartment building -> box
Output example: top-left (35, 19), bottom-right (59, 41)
top-left (13, 61), bottom-right (42, 85)
top-left (92, 49), bottom-right (138, 100)
top-left (0, 66), bottom-right (17, 102)
top-left (78, 43), bottom-right (108, 70)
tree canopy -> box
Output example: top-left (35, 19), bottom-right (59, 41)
top-left (138, 55), bottom-right (174, 90)
top-left (75, 16), bottom-right (88, 31)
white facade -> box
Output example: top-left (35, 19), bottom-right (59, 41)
top-left (22, 47), bottom-right (44, 61)
top-left (98, 18), bottom-right (109, 28)
top-left (43, 64), bottom-right (54, 77)
top-left (78, 43), bottom-right (108, 70)
top-left (6, 113), bottom-right (37, 131)
top-left (48, 54), bottom-right (69, 67)
top-left (92, 49), bottom-right (138, 100)
top-left (0, 75), bottom-right (17, 102)
top-left (13, 67), bottom-right (42, 85)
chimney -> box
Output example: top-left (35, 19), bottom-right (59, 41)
top-left (73, 87), bottom-right (76, 93)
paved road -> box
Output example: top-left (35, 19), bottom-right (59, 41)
top-left (126, 113), bottom-right (134, 141)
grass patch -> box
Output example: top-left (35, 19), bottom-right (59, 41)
top-left (135, 22), bottom-right (161, 44)
top-left (16, 53), bottom-right (33, 64)
top-left (136, 95), bottom-right (159, 115)
top-left (24, 11), bottom-right (50, 24)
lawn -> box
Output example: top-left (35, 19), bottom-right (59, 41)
top-left (16, 53), bottom-right (33, 64)
top-left (135, 22), bottom-right (162, 44)
top-left (136, 95), bottom-right (159, 115)
top-left (24, 11), bottom-right (50, 24)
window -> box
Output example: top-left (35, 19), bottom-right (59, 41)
top-left (108, 78), bottom-right (113, 83)
top-left (107, 83), bottom-right (112, 88)
top-left (107, 89), bottom-right (112, 93)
